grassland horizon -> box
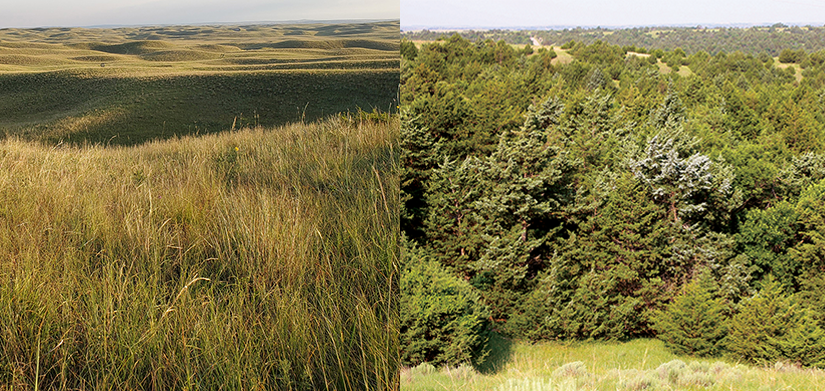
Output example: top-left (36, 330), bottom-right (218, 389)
top-left (0, 19), bottom-right (401, 390)
top-left (0, 21), bottom-right (400, 146)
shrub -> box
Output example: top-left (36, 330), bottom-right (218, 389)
top-left (727, 276), bottom-right (825, 367)
top-left (553, 361), bottom-right (587, 378)
top-left (652, 272), bottom-right (729, 357)
top-left (401, 39), bottom-right (418, 61)
top-left (400, 237), bottom-right (490, 367)
top-left (778, 48), bottom-right (806, 64)
top-left (497, 378), bottom-right (578, 391)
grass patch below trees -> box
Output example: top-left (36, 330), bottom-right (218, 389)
top-left (401, 337), bottom-right (825, 391)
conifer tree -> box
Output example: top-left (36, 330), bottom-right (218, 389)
top-left (469, 96), bottom-right (575, 326)
top-left (736, 201), bottom-right (798, 288)
top-left (652, 271), bottom-right (729, 357)
top-left (790, 180), bottom-right (825, 321)
top-left (790, 179), bottom-right (825, 276)
top-left (400, 237), bottom-right (490, 367)
top-left (649, 86), bottom-right (686, 130)
top-left (423, 156), bottom-right (486, 276)
top-left (727, 276), bottom-right (825, 367)
top-left (551, 173), bottom-right (675, 339)
top-left (629, 129), bottom-right (737, 230)
top-left (401, 111), bottom-right (444, 238)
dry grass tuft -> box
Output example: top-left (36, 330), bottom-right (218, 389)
top-left (0, 115), bottom-right (399, 390)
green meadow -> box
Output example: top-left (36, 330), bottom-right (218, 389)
top-left (402, 337), bottom-right (825, 391)
top-left (0, 21), bottom-right (400, 390)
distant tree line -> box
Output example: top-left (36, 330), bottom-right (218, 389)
top-left (404, 24), bottom-right (825, 56)
top-left (401, 35), bottom-right (825, 368)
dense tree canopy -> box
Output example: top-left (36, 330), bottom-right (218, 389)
top-left (401, 34), bottom-right (825, 367)
top-left (404, 25), bottom-right (825, 56)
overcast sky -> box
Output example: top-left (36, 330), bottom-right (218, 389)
top-left (402, 0), bottom-right (825, 29)
top-left (1, 0), bottom-right (399, 28)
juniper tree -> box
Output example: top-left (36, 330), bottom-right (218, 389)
top-left (649, 86), bottom-right (686, 131)
top-left (790, 180), bottom-right (825, 322)
top-left (468, 96), bottom-right (576, 327)
top-left (629, 129), bottom-right (738, 231)
top-left (401, 111), bottom-right (443, 238)
top-left (736, 201), bottom-right (799, 289)
top-left (423, 156), bottom-right (487, 276)
top-left (549, 173), bottom-right (675, 339)
top-left (652, 271), bottom-right (729, 357)
top-left (400, 236), bottom-right (490, 367)
top-left (727, 276), bottom-right (825, 367)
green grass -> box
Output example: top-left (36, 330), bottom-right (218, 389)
top-left (0, 115), bottom-right (399, 390)
top-left (0, 21), bottom-right (400, 146)
top-left (0, 69), bottom-right (399, 145)
top-left (402, 337), bottom-right (825, 391)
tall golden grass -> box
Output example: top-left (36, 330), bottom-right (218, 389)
top-left (0, 115), bottom-right (399, 390)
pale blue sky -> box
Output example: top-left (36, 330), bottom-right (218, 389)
top-left (402, 0), bottom-right (825, 29)
top-left (2, 0), bottom-right (399, 28)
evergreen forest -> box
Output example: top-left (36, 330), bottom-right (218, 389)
top-left (404, 24), bottom-right (825, 56)
top-left (400, 34), bottom-right (825, 368)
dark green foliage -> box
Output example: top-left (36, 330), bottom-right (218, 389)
top-left (789, 180), bottom-right (825, 321)
top-left (401, 38), bottom-right (418, 61)
top-left (446, 96), bottom-right (575, 328)
top-left (551, 174), bottom-right (675, 339)
top-left (779, 48), bottom-right (806, 64)
top-left (722, 86), bottom-right (762, 140)
top-left (400, 111), bottom-right (443, 238)
top-left (406, 25), bottom-right (825, 56)
top-left (736, 202), bottom-right (799, 288)
top-left (422, 156), bottom-right (486, 275)
top-left (789, 179), bottom-right (825, 275)
top-left (724, 142), bottom-right (783, 209)
top-left (766, 99), bottom-right (824, 154)
top-left (652, 272), bottom-right (729, 357)
top-left (400, 237), bottom-right (490, 367)
top-left (727, 276), bottom-right (825, 367)
top-left (400, 33), bottom-right (825, 367)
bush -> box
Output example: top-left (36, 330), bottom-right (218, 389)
top-left (652, 272), bottom-right (729, 357)
top-left (779, 48), bottom-right (806, 64)
top-left (560, 40), bottom-right (576, 50)
top-left (553, 361), bottom-right (587, 378)
top-left (727, 276), bottom-right (825, 367)
top-left (401, 39), bottom-right (418, 61)
top-left (400, 237), bottom-right (490, 367)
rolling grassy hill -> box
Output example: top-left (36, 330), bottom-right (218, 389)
top-left (0, 21), bottom-right (400, 145)
top-left (0, 21), bottom-right (400, 390)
